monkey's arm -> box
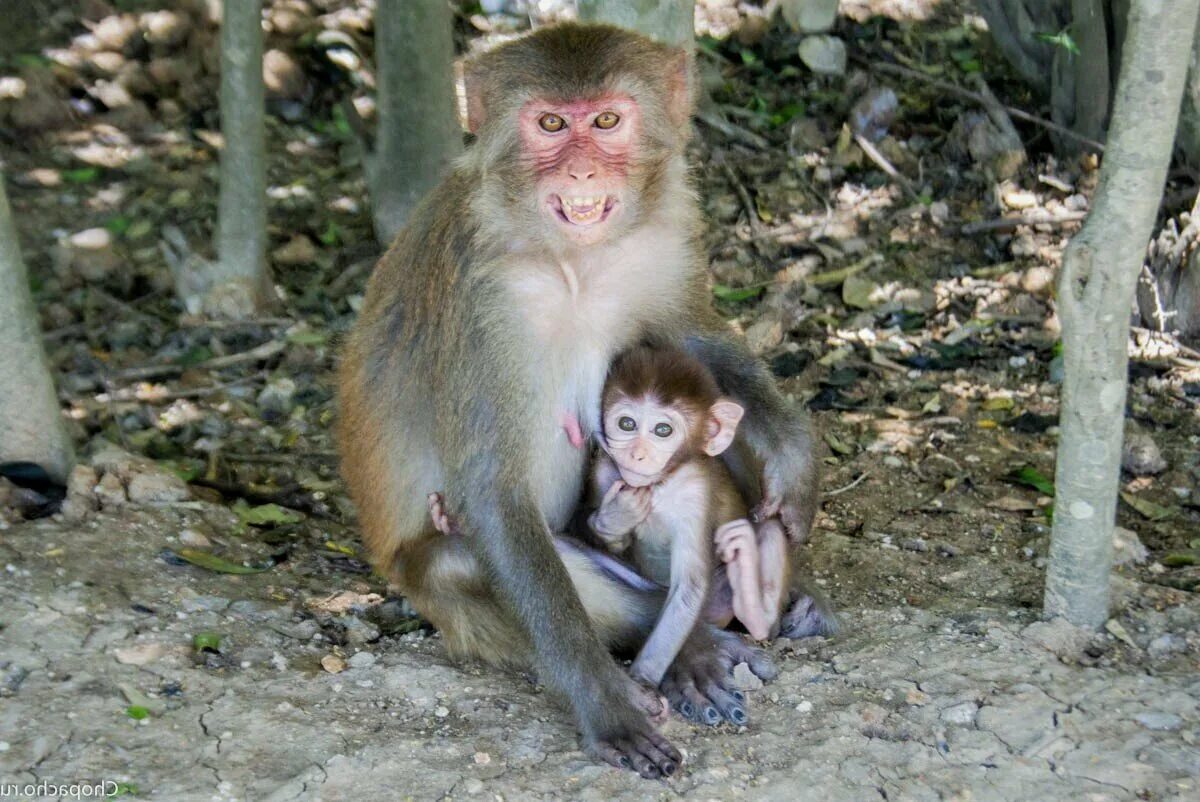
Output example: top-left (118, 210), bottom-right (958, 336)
top-left (628, 510), bottom-right (712, 687)
top-left (678, 328), bottom-right (819, 544)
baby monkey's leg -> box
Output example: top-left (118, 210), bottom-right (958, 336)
top-left (714, 519), bottom-right (771, 640)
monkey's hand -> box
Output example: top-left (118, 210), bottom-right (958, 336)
top-left (588, 480), bottom-right (651, 551)
top-left (661, 625), bottom-right (777, 727)
top-left (714, 520), bottom-right (771, 641)
top-left (752, 436), bottom-right (818, 545)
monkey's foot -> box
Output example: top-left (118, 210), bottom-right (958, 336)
top-left (579, 674), bottom-right (681, 779)
top-left (779, 593), bottom-right (840, 639)
top-left (661, 626), bottom-right (776, 727)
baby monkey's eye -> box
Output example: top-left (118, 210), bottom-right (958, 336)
top-left (538, 113), bottom-right (566, 132)
top-left (618, 416), bottom-right (637, 432)
top-left (653, 422), bottom-right (673, 438)
top-left (594, 111), bottom-right (620, 129)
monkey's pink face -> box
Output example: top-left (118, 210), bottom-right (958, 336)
top-left (519, 95), bottom-right (641, 245)
top-left (601, 396), bottom-right (689, 487)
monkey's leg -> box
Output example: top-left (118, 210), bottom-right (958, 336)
top-left (715, 519), bottom-right (771, 640)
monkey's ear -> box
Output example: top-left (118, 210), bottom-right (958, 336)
top-left (457, 59), bottom-right (487, 134)
top-left (664, 48), bottom-right (697, 128)
top-left (704, 399), bottom-right (744, 456)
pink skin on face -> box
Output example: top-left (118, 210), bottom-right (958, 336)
top-left (518, 95), bottom-right (641, 244)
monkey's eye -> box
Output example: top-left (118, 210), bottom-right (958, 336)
top-left (653, 422), bottom-right (673, 438)
top-left (618, 416), bottom-right (637, 432)
top-left (594, 111), bottom-right (620, 130)
top-left (538, 113), bottom-right (566, 132)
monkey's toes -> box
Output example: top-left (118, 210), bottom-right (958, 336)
top-left (589, 730), bottom-right (681, 779)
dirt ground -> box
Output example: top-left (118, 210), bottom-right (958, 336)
top-left (2, 1), bottom-right (1200, 800)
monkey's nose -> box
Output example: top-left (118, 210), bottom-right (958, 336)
top-left (568, 163), bottom-right (596, 181)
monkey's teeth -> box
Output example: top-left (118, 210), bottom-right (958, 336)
top-left (560, 195), bottom-right (607, 224)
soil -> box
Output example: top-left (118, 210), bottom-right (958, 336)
top-left (1, 2), bottom-right (1198, 800)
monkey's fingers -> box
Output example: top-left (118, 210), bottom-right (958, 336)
top-left (712, 629), bottom-right (779, 682)
top-left (697, 678), bottom-right (748, 726)
top-left (662, 675), bottom-right (722, 726)
top-left (750, 496), bottom-right (782, 524)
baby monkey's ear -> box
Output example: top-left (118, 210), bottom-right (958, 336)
top-left (703, 399), bottom-right (745, 456)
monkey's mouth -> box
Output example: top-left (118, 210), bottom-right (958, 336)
top-left (551, 194), bottom-right (616, 227)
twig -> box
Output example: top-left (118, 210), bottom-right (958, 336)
top-left (695, 108), bottom-right (769, 150)
top-left (826, 471), bottom-right (869, 497)
top-left (852, 132), bottom-right (919, 200)
top-left (863, 59), bottom-right (1106, 153)
top-left (808, 253), bottom-right (883, 288)
top-left (961, 210), bottom-right (1087, 235)
top-left (719, 161), bottom-right (762, 236)
top-left (115, 339), bottom-right (286, 380)
top-left (223, 451), bottom-right (338, 464)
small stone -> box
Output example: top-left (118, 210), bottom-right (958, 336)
top-left (744, 316), bottom-right (783, 355)
top-left (473, 751), bottom-right (491, 765)
top-left (347, 651), bottom-right (376, 669)
top-left (92, 14), bottom-right (139, 51)
top-left (263, 49), bottom-right (308, 100)
top-left (780, 0), bottom-right (838, 33)
top-left (798, 35), bottom-right (847, 76)
top-left (57, 228), bottom-right (120, 282)
top-left (906, 689), bottom-right (930, 706)
top-left (140, 10), bottom-right (191, 47)
top-left (1021, 266), bottom-right (1055, 295)
top-left (1122, 430), bottom-right (1167, 476)
top-left (1001, 188), bottom-right (1038, 210)
top-left (463, 778), bottom-right (484, 795)
top-left (1023, 619), bottom-right (1090, 659)
top-left (114, 642), bottom-right (166, 666)
top-left (900, 537), bottom-right (928, 553)
top-left (1146, 633), bottom-right (1185, 661)
top-left (343, 616), bottom-right (381, 647)
top-left (257, 378), bottom-right (297, 418)
top-left (796, 700), bottom-right (813, 713)
top-left (1111, 527), bottom-right (1149, 567)
top-left (1135, 712), bottom-right (1182, 731)
top-left (434, 705), bottom-right (450, 718)
top-left (179, 529), bottom-right (212, 549)
top-left (272, 234), bottom-right (318, 266)
top-left (127, 469), bottom-right (190, 504)
top-left (731, 661), bottom-right (764, 691)
top-left (850, 87), bottom-right (898, 142)
top-left (940, 701), bottom-right (978, 726)
top-left (95, 472), bottom-right (127, 508)
top-left (929, 201), bottom-right (950, 225)
top-left (321, 654), bottom-right (346, 674)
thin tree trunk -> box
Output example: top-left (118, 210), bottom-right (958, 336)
top-left (1046, 0), bottom-right (1200, 628)
top-left (211, 0), bottom-right (272, 319)
top-left (0, 175), bottom-right (73, 482)
top-left (577, 0), bottom-right (695, 47)
top-left (370, 0), bottom-right (462, 244)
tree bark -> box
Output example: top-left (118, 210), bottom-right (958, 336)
top-left (1046, 0), bottom-right (1200, 628)
top-left (210, 0), bottom-right (273, 319)
top-left (577, 0), bottom-right (696, 47)
top-left (0, 174), bottom-right (74, 482)
top-left (369, 0), bottom-right (462, 244)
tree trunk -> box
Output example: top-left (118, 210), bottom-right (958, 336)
top-left (0, 175), bottom-right (74, 482)
top-left (1046, 0), bottom-right (1200, 628)
top-left (1178, 17), bottom-right (1200, 166)
top-left (210, 0), bottom-right (272, 319)
top-left (369, 0), bottom-right (462, 244)
top-left (577, 0), bottom-right (696, 47)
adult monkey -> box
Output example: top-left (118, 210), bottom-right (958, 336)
top-left (337, 24), bottom-right (818, 777)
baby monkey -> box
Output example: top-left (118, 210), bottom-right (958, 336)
top-left (426, 346), bottom-right (833, 692)
top-left (585, 345), bottom-right (797, 687)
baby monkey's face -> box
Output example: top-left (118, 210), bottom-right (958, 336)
top-left (601, 395), bottom-right (690, 487)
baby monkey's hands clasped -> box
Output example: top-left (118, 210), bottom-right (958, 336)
top-left (588, 480), bottom-right (652, 551)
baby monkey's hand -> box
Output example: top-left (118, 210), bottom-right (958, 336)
top-left (589, 480), bottom-right (652, 552)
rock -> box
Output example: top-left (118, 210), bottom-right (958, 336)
top-left (114, 642), bottom-right (167, 666)
top-left (343, 616), bottom-right (381, 647)
top-left (1146, 634), bottom-right (1186, 661)
top-left (1111, 527), bottom-right (1149, 567)
top-left (263, 49), bottom-right (308, 100)
top-left (90, 79), bottom-right (133, 109)
top-left (1122, 430), bottom-right (1167, 476)
top-left (1022, 619), bottom-right (1090, 659)
top-left (140, 10), bottom-right (191, 47)
top-left (88, 51), bottom-right (126, 76)
top-left (929, 201), bottom-right (950, 226)
top-left (1001, 188), bottom-right (1038, 210)
top-left (900, 537), bottom-right (928, 553)
top-left (91, 14), bottom-right (139, 52)
top-left (127, 471), bottom-right (190, 504)
top-left (272, 234), bottom-right (318, 266)
top-left (95, 472), bottom-right (127, 508)
top-left (952, 111), bottom-right (1026, 180)
top-left (744, 316), bottom-right (783, 355)
top-left (56, 228), bottom-right (121, 282)
top-left (1135, 712), bottom-right (1183, 731)
top-left (179, 528), bottom-right (212, 549)
top-left (781, 0), bottom-right (839, 33)
top-left (60, 465), bottom-right (100, 522)
top-left (842, 274), bottom-right (881, 309)
top-left (798, 35), bottom-right (846, 76)
top-left (731, 662), bottom-right (764, 691)
top-left (321, 654), bottom-right (346, 674)
top-left (849, 87), bottom-right (898, 142)
top-left (348, 651), bottom-right (377, 669)
top-left (940, 701), bottom-right (978, 725)
top-left (257, 378), bottom-right (297, 418)
top-left (1021, 266), bottom-right (1055, 295)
